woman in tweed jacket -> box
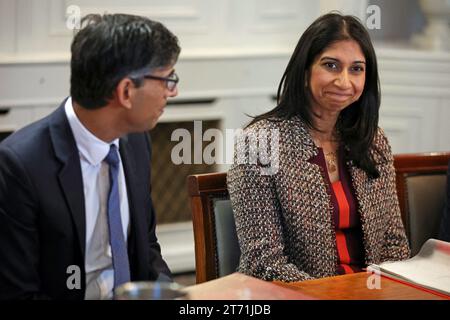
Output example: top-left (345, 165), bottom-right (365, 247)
top-left (227, 13), bottom-right (410, 282)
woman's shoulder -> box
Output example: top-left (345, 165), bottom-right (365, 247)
top-left (244, 117), bottom-right (285, 132)
top-left (234, 118), bottom-right (285, 160)
top-left (244, 116), bottom-right (307, 136)
top-left (371, 127), bottom-right (394, 164)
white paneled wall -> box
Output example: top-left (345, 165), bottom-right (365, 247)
top-left (377, 48), bottom-right (450, 153)
top-left (0, 0), bottom-right (449, 273)
top-left (0, 0), bottom-right (320, 56)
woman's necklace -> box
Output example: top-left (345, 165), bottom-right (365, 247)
top-left (324, 150), bottom-right (337, 173)
top-left (310, 130), bottom-right (339, 173)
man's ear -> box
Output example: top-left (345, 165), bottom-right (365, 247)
top-left (115, 78), bottom-right (135, 110)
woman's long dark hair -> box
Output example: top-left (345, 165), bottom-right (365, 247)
top-left (250, 13), bottom-right (381, 179)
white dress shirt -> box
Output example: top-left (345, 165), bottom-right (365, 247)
top-left (64, 97), bottom-right (130, 300)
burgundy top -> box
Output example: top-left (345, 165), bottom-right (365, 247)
top-left (309, 146), bottom-right (365, 274)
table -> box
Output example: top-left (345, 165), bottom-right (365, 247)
top-left (275, 272), bottom-right (447, 300)
top-left (185, 272), bottom-right (315, 300)
top-left (185, 272), bottom-right (448, 300)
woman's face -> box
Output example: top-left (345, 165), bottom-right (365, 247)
top-left (308, 39), bottom-right (366, 115)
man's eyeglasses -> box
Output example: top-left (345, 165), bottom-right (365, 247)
top-left (143, 72), bottom-right (179, 91)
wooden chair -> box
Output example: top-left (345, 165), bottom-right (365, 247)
top-left (187, 172), bottom-right (240, 284)
top-left (393, 152), bottom-right (450, 255)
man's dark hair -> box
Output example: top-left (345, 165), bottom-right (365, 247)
top-left (250, 12), bottom-right (381, 179)
top-left (70, 13), bottom-right (181, 109)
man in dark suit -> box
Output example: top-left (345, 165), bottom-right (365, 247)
top-left (439, 161), bottom-right (450, 242)
top-left (0, 14), bottom-right (180, 299)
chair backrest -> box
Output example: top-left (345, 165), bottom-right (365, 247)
top-left (187, 172), bottom-right (240, 284)
top-left (393, 152), bottom-right (450, 255)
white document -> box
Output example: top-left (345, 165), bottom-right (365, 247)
top-left (368, 239), bottom-right (450, 295)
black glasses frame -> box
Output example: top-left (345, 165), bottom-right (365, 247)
top-left (143, 72), bottom-right (179, 91)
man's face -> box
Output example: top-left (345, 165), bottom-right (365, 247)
top-left (127, 65), bottom-right (178, 132)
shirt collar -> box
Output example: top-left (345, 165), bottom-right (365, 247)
top-left (64, 97), bottom-right (119, 165)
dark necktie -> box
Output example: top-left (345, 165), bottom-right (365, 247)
top-left (104, 144), bottom-right (130, 288)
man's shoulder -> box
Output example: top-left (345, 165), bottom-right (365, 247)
top-left (1, 115), bottom-right (50, 151)
top-left (121, 132), bottom-right (152, 162)
top-left (0, 105), bottom-right (65, 161)
top-left (122, 131), bottom-right (150, 150)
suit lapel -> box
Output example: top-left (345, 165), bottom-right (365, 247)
top-left (119, 135), bottom-right (143, 276)
top-left (49, 102), bottom-right (86, 259)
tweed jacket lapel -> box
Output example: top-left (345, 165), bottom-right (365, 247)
top-left (347, 165), bottom-right (376, 263)
top-left (348, 161), bottom-right (386, 264)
